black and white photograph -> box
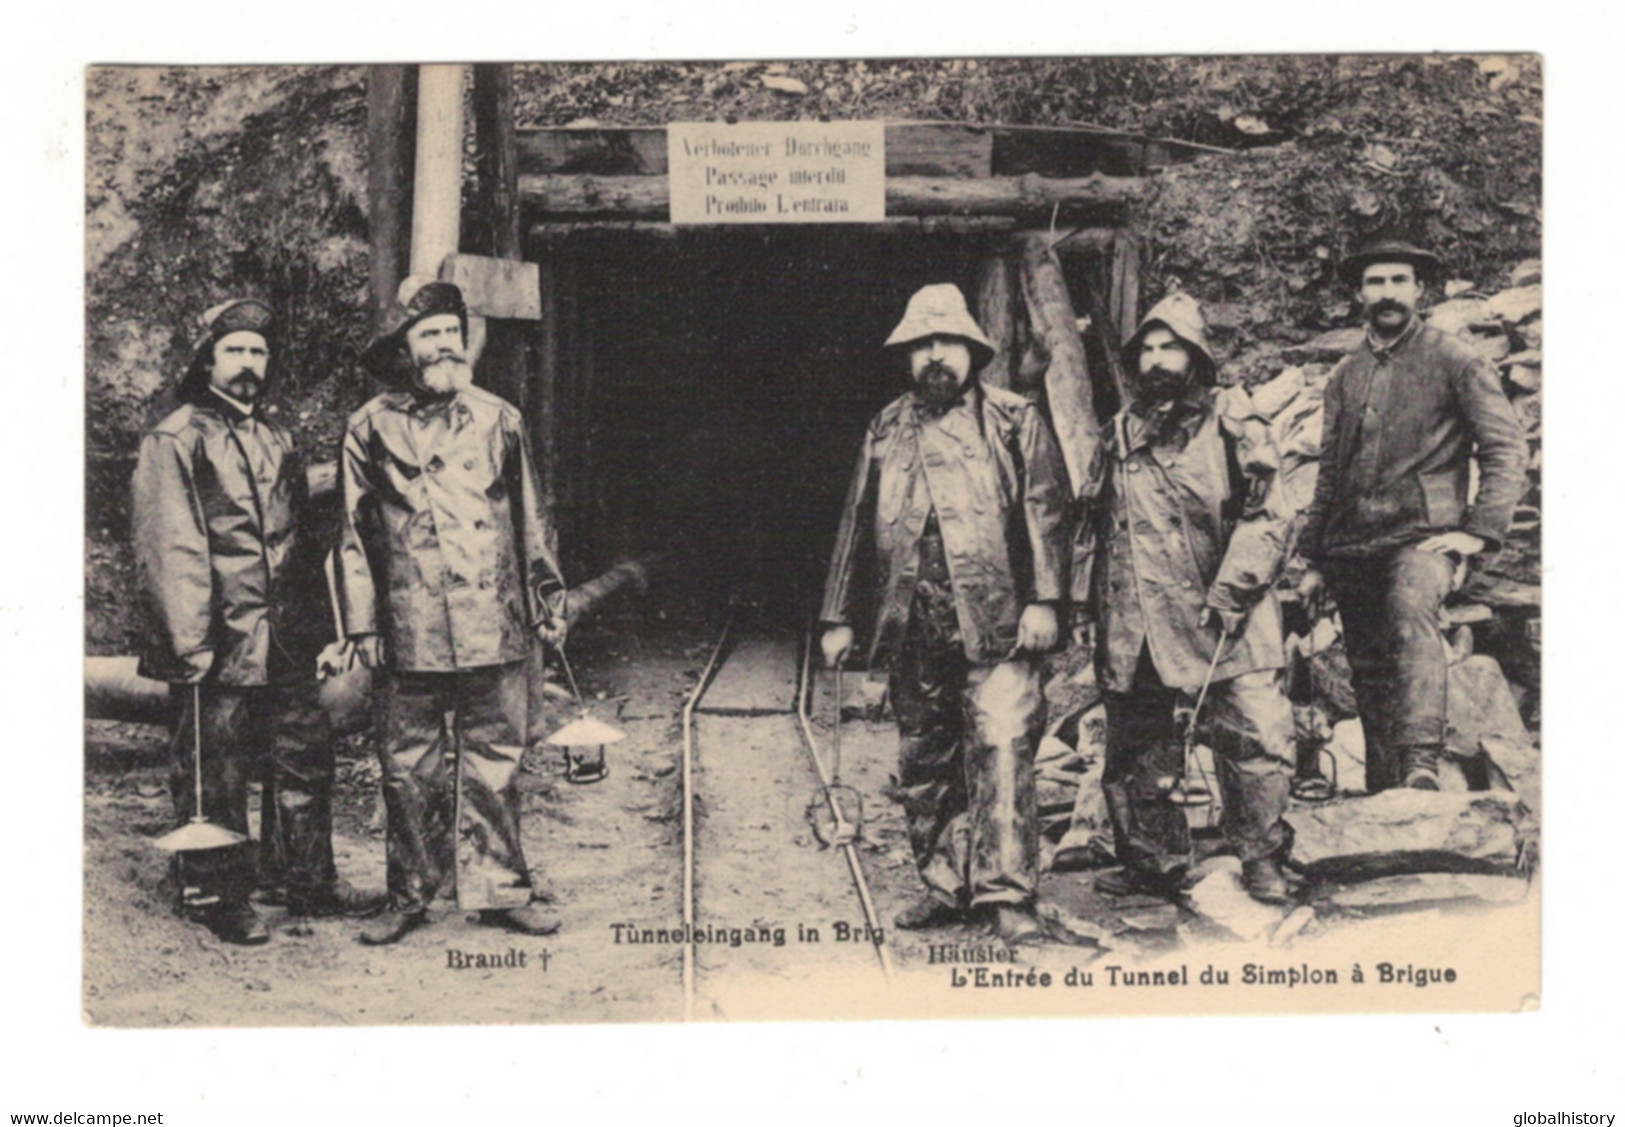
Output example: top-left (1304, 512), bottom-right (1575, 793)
top-left (76, 54), bottom-right (1551, 1028)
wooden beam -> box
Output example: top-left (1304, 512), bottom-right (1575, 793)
top-left (1019, 232), bottom-right (1103, 500)
top-left (366, 66), bottom-right (416, 329)
top-left (974, 249), bottom-right (1017, 391)
top-left (519, 172), bottom-right (1143, 220)
top-left (1110, 230), bottom-right (1143, 347)
top-left (470, 64), bottom-right (522, 260)
top-left (525, 215), bottom-right (1019, 241)
top-left (1012, 227), bottom-right (1118, 256)
top-left (409, 64), bottom-right (467, 278)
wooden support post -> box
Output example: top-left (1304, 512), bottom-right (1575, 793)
top-left (366, 66), bottom-right (416, 329)
top-left (410, 64), bottom-right (467, 278)
top-left (469, 64), bottom-right (528, 410)
top-left (1019, 232), bottom-right (1103, 501)
top-left (974, 249), bottom-right (1017, 391)
top-left (535, 256), bottom-right (562, 558)
top-left (1110, 230), bottom-right (1142, 348)
top-left (471, 64), bottom-right (521, 260)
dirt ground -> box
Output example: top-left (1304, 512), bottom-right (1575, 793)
top-left (82, 607), bottom-right (1538, 1027)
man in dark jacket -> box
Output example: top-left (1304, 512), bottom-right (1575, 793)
top-left (820, 284), bottom-right (1071, 945)
top-left (339, 278), bottom-right (568, 945)
top-left (1299, 241), bottom-right (1529, 790)
top-left (1074, 294), bottom-right (1300, 904)
top-left (132, 299), bottom-right (382, 945)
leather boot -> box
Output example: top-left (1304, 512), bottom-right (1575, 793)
top-left (1241, 855), bottom-right (1297, 906)
top-left (1095, 866), bottom-right (1189, 900)
top-left (287, 879), bottom-right (388, 919)
top-left (478, 905), bottom-right (562, 936)
top-left (1401, 748), bottom-right (1441, 790)
top-left (991, 903), bottom-right (1045, 946)
top-left (358, 908), bottom-right (428, 946)
top-left (202, 902), bottom-right (270, 946)
top-left (894, 896), bottom-right (964, 930)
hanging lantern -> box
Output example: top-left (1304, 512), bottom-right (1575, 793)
top-left (546, 713), bottom-right (624, 784)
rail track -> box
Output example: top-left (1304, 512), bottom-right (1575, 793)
top-left (678, 613), bottom-right (891, 1019)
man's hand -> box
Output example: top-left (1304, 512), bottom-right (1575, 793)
top-left (534, 591), bottom-right (569, 648)
top-left (1016, 604), bottom-right (1059, 654)
top-left (347, 633), bottom-right (386, 669)
top-left (1296, 567), bottom-right (1326, 618)
top-left (1417, 531), bottom-right (1486, 559)
top-left (1201, 606), bottom-right (1247, 637)
top-left (821, 625), bottom-right (854, 669)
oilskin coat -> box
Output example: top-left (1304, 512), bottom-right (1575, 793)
top-left (1073, 299), bottom-right (1292, 692)
top-left (337, 385), bottom-right (565, 671)
top-left (820, 382), bottom-right (1070, 666)
top-left (132, 395), bottom-right (322, 685)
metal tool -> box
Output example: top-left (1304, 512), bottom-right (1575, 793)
top-left (1164, 639), bottom-right (1226, 811)
top-left (806, 664), bottom-right (863, 848)
top-left (155, 685), bottom-right (249, 853)
top-left (1290, 617), bottom-right (1338, 803)
top-left (545, 642), bottom-right (625, 784)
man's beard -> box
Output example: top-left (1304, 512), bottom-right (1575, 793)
top-left (1365, 298), bottom-right (1414, 337)
top-left (913, 360), bottom-right (967, 407)
top-left (416, 354), bottom-right (471, 395)
top-left (1132, 366), bottom-right (1190, 407)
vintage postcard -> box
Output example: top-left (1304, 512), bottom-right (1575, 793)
top-left (83, 55), bottom-right (1542, 1027)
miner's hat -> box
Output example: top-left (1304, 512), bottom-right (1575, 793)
top-left (1338, 239), bottom-right (1443, 287)
top-left (883, 283), bottom-right (996, 369)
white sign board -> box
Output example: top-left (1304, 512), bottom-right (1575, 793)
top-left (667, 121), bottom-right (886, 224)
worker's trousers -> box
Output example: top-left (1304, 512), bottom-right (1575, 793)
top-left (375, 661), bottom-right (537, 912)
top-left (1102, 648), bottom-right (1294, 876)
top-left (888, 578), bottom-right (1044, 910)
top-left (1322, 546), bottom-right (1455, 791)
top-left (169, 681), bottom-right (338, 910)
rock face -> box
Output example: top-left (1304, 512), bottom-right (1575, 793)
top-left (1314, 872), bottom-right (1530, 912)
top-left (1286, 789), bottom-right (1533, 881)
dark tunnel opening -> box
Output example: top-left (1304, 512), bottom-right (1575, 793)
top-left (569, 228), bottom-right (996, 623)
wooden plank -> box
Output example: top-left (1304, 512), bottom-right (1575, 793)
top-left (442, 253), bottom-right (542, 320)
top-left (696, 638), bottom-right (799, 715)
top-left (519, 172), bottom-right (1144, 219)
top-left (991, 125), bottom-right (1148, 178)
top-left (517, 127), bottom-right (670, 175)
top-left (884, 122), bottom-right (992, 177)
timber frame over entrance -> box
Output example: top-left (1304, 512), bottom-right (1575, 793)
top-left (364, 66), bottom-right (1226, 566)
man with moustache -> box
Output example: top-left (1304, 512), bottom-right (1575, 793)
top-left (1298, 241), bottom-right (1528, 791)
top-left (132, 299), bottom-right (382, 945)
top-left (820, 284), bottom-right (1071, 945)
top-left (338, 278), bottom-right (569, 945)
top-left (1073, 293), bottom-right (1298, 904)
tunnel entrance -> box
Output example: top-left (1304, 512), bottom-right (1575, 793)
top-left (555, 227), bottom-right (1005, 621)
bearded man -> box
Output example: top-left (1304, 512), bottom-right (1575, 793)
top-left (820, 283), bottom-right (1071, 945)
top-left (1074, 293), bottom-right (1298, 905)
top-left (338, 278), bottom-right (568, 945)
top-left (1298, 240), bottom-right (1528, 791)
top-left (132, 298), bottom-right (382, 945)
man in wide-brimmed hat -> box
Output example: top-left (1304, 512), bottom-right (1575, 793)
top-left (1073, 292), bottom-right (1299, 905)
top-left (1299, 239), bottom-right (1528, 790)
top-left (820, 283), bottom-right (1072, 945)
top-left (338, 277), bottom-right (568, 945)
top-left (132, 299), bottom-right (383, 945)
